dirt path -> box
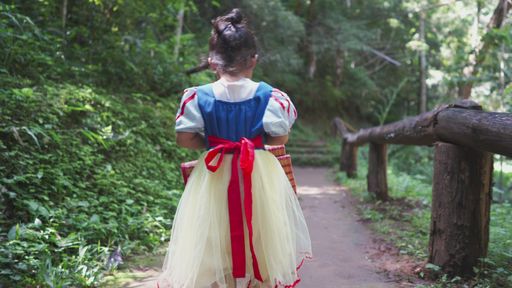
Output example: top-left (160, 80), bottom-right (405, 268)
top-left (295, 167), bottom-right (394, 288)
top-left (108, 167), bottom-right (396, 288)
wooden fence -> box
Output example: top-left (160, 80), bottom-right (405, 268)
top-left (333, 100), bottom-right (512, 276)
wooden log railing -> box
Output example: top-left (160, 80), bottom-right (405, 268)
top-left (333, 99), bottom-right (512, 277)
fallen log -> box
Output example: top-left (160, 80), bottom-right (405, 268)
top-left (435, 109), bottom-right (512, 157)
top-left (340, 101), bottom-right (512, 157)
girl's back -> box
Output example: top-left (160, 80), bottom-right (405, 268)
top-left (176, 77), bottom-right (296, 146)
top-left (158, 9), bottom-right (311, 288)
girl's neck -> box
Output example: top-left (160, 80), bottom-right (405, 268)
top-left (218, 69), bottom-right (253, 82)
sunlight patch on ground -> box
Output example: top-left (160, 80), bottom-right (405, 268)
top-left (298, 185), bottom-right (341, 195)
top-left (100, 249), bottom-right (164, 287)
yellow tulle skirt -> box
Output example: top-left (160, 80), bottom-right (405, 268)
top-left (158, 150), bottom-right (312, 288)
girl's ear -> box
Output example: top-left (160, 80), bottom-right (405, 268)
top-left (208, 57), bottom-right (218, 71)
top-left (249, 55), bottom-right (258, 69)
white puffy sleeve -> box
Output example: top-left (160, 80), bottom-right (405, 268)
top-left (175, 88), bottom-right (204, 133)
top-left (263, 88), bottom-right (298, 136)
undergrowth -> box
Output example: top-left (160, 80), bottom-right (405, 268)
top-left (0, 78), bottom-right (199, 286)
top-left (336, 146), bottom-right (512, 287)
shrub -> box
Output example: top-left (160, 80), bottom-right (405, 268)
top-left (0, 81), bottom-right (198, 286)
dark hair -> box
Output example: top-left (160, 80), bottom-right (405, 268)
top-left (208, 8), bottom-right (257, 75)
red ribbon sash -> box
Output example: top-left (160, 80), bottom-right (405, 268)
top-left (204, 135), bottom-right (264, 282)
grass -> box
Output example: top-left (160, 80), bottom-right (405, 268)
top-left (335, 146), bottom-right (512, 287)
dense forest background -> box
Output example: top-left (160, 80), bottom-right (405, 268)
top-left (1, 0), bottom-right (511, 286)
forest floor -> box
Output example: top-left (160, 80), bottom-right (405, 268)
top-left (104, 167), bottom-right (426, 288)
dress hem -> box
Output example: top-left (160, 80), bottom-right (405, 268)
top-left (269, 253), bottom-right (313, 288)
top-left (157, 253), bottom-right (312, 288)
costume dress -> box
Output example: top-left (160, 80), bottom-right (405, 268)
top-left (158, 78), bottom-right (312, 288)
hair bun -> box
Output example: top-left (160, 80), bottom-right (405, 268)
top-left (226, 8), bottom-right (243, 25)
top-left (212, 8), bottom-right (245, 35)
top-left (208, 8), bottom-right (257, 75)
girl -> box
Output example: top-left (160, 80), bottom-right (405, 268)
top-left (158, 8), bottom-right (312, 288)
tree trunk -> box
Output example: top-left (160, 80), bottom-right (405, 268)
top-left (457, 75), bottom-right (473, 99)
top-left (305, 0), bottom-right (316, 79)
top-left (488, 0), bottom-right (512, 29)
top-left (428, 142), bottom-right (493, 276)
top-left (294, 0), bottom-right (303, 15)
top-left (419, 11), bottom-right (428, 113)
top-left (174, 1), bottom-right (185, 61)
top-left (307, 45), bottom-right (317, 79)
top-left (340, 139), bottom-right (358, 178)
top-left (334, 49), bottom-right (344, 87)
top-left (458, 0), bottom-right (511, 99)
top-left (62, 0), bottom-right (68, 30)
top-left (367, 143), bottom-right (388, 201)
top-left (499, 44), bottom-right (505, 95)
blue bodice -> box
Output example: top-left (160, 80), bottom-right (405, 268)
top-left (196, 82), bottom-right (272, 148)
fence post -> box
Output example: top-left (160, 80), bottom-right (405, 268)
top-left (367, 142), bottom-right (388, 201)
top-left (428, 142), bottom-right (493, 276)
top-left (340, 139), bottom-right (358, 178)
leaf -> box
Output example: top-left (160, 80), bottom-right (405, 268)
top-left (20, 88), bottom-right (33, 97)
top-left (38, 206), bottom-right (50, 218)
top-left (78, 246), bottom-right (88, 260)
top-left (25, 200), bottom-right (50, 217)
top-left (47, 130), bottom-right (62, 143)
top-left (7, 225), bottom-right (18, 241)
top-left (66, 104), bottom-right (95, 112)
top-left (211, 0), bottom-right (221, 8)
top-left (14, 263), bottom-right (27, 271)
top-left (26, 200), bottom-right (39, 212)
top-left (425, 263), bottom-right (441, 271)
top-left (77, 201), bottom-right (90, 207)
top-left (81, 129), bottom-right (108, 148)
top-left (10, 127), bottom-right (25, 145)
top-left (22, 127), bottom-right (41, 149)
top-left (100, 125), bottom-right (113, 139)
top-left (12, 88), bottom-right (34, 98)
top-left (1, 12), bottom-right (23, 30)
top-left (89, 214), bottom-right (100, 223)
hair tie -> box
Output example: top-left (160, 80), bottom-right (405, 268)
top-left (221, 23), bottom-right (235, 34)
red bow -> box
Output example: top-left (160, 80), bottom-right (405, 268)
top-left (205, 135), bottom-right (264, 282)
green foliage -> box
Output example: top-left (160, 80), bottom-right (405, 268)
top-left (494, 156), bottom-right (512, 203)
top-left (388, 145), bottom-right (434, 183)
top-left (0, 5), bottom-right (64, 81)
top-left (373, 78), bottom-right (408, 125)
top-left (242, 0), bottom-right (305, 84)
top-left (0, 1), bottom-right (206, 95)
top-left (0, 80), bottom-right (198, 286)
